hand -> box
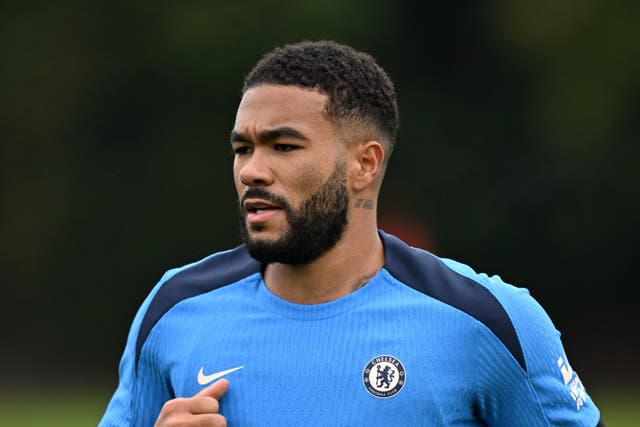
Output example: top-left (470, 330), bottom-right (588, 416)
top-left (154, 379), bottom-right (229, 427)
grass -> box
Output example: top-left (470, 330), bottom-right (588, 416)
top-left (0, 386), bottom-right (636, 426)
top-left (591, 387), bottom-right (639, 427)
top-left (0, 388), bottom-right (110, 427)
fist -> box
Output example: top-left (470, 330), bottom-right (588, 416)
top-left (154, 379), bottom-right (229, 427)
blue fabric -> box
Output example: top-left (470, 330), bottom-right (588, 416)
top-left (99, 231), bottom-right (600, 426)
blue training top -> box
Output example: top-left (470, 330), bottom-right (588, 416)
top-left (99, 231), bottom-right (601, 426)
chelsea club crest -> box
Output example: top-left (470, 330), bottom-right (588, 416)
top-left (363, 355), bottom-right (406, 398)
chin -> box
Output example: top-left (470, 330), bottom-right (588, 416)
top-left (246, 228), bottom-right (283, 244)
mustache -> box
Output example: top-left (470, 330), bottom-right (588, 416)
top-left (240, 188), bottom-right (291, 211)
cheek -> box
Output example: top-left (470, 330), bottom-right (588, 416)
top-left (276, 173), bottom-right (312, 213)
top-left (295, 167), bottom-right (320, 191)
top-left (233, 162), bottom-right (244, 192)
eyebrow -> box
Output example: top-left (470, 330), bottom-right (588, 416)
top-left (230, 126), bottom-right (310, 144)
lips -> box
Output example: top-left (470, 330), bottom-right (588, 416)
top-left (243, 199), bottom-right (281, 214)
top-left (243, 199), bottom-right (283, 224)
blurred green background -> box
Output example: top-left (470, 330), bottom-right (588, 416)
top-left (1, 0), bottom-right (638, 425)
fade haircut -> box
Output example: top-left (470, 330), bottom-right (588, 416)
top-left (243, 40), bottom-right (399, 161)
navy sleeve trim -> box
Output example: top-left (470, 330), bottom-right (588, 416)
top-left (135, 245), bottom-right (261, 369)
top-left (380, 231), bottom-right (527, 371)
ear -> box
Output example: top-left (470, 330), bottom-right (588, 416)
top-left (351, 140), bottom-right (385, 192)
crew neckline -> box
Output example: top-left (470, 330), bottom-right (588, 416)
top-left (255, 268), bottom-right (393, 320)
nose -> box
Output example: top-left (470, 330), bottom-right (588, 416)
top-left (237, 148), bottom-right (274, 187)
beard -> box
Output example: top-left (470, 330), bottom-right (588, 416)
top-left (239, 162), bottom-right (349, 265)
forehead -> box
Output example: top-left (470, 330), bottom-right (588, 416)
top-left (234, 84), bottom-right (332, 135)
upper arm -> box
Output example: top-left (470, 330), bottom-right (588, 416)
top-left (98, 271), bottom-right (177, 427)
top-left (475, 276), bottom-right (601, 426)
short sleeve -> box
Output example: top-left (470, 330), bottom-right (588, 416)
top-left (98, 270), bottom-right (179, 427)
top-left (474, 274), bottom-right (600, 426)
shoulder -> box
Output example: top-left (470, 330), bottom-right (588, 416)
top-left (134, 245), bottom-right (261, 367)
top-left (380, 230), bottom-right (540, 371)
top-left (154, 244), bottom-right (261, 296)
top-left (380, 231), bottom-right (601, 426)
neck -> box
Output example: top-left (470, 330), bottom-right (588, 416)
top-left (262, 223), bottom-right (385, 304)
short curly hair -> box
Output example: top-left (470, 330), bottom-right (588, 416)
top-left (243, 40), bottom-right (399, 158)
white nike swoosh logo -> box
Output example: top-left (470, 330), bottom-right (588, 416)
top-left (197, 365), bottom-right (245, 385)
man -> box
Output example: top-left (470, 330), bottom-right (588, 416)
top-left (99, 40), bottom-right (603, 426)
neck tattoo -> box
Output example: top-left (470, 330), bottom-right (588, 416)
top-left (352, 270), bottom-right (378, 291)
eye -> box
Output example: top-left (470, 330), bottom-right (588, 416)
top-left (274, 144), bottom-right (297, 152)
top-left (232, 145), bottom-right (253, 155)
